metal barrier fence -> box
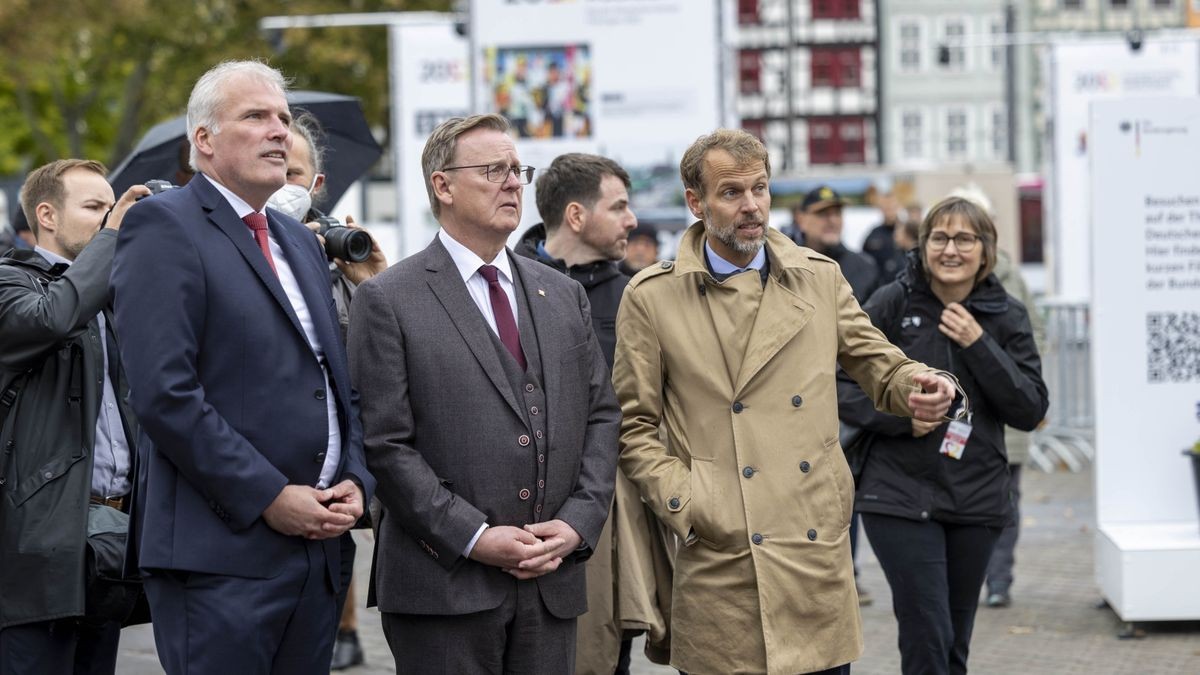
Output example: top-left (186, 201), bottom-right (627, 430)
top-left (1029, 299), bottom-right (1095, 472)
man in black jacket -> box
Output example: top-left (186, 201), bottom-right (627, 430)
top-left (517, 153), bottom-right (667, 674)
top-left (783, 185), bottom-right (880, 304)
top-left (0, 160), bottom-right (147, 674)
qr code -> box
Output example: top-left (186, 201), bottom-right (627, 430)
top-left (1147, 312), bottom-right (1200, 383)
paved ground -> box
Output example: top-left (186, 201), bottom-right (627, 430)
top-left (117, 467), bottom-right (1200, 674)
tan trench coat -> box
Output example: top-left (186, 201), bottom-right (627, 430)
top-left (613, 223), bottom-right (936, 674)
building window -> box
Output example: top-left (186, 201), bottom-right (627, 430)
top-left (811, 46), bottom-right (861, 87)
top-left (812, 0), bottom-right (861, 21)
top-left (942, 20), bottom-right (966, 70)
top-left (1110, 0), bottom-right (1129, 8)
top-left (946, 109), bottom-right (968, 158)
top-left (1061, 0), bottom-right (1082, 8)
top-left (809, 116), bottom-right (866, 165)
top-left (989, 18), bottom-right (1005, 71)
top-left (902, 111), bottom-right (924, 159)
top-left (743, 119), bottom-right (766, 142)
top-left (898, 21), bottom-right (921, 72)
top-left (1153, 0), bottom-right (1174, 8)
top-left (740, 51), bottom-right (762, 94)
top-left (992, 107), bottom-right (1007, 159)
top-left (738, 0), bottom-right (760, 25)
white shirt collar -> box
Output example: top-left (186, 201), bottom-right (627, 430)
top-left (438, 228), bottom-right (514, 285)
top-left (704, 239), bottom-right (766, 275)
top-left (203, 174), bottom-right (262, 220)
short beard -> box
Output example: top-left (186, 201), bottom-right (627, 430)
top-left (56, 231), bottom-right (90, 261)
top-left (704, 207), bottom-right (765, 256)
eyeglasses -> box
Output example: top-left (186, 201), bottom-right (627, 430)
top-left (441, 163), bottom-right (535, 185)
top-left (927, 232), bottom-right (981, 252)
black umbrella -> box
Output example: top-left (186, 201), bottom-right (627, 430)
top-left (108, 91), bottom-right (382, 212)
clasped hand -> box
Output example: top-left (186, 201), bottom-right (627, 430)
top-left (469, 519), bottom-right (582, 580)
top-left (262, 480), bottom-right (363, 540)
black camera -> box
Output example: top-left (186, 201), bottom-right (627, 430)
top-left (315, 215), bottom-right (372, 263)
top-left (139, 179), bottom-right (178, 199)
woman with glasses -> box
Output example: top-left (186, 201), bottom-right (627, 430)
top-left (837, 196), bottom-right (1048, 675)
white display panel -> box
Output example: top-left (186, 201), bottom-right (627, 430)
top-left (1046, 39), bottom-right (1199, 299)
top-left (1089, 97), bottom-right (1200, 621)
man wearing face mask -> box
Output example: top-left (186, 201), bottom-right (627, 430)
top-left (265, 112), bottom-right (387, 670)
top-left (267, 112), bottom-right (388, 337)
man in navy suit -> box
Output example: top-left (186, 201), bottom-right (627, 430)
top-left (110, 61), bottom-right (374, 675)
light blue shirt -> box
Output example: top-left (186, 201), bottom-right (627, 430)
top-left (704, 240), bottom-right (767, 277)
top-left (35, 246), bottom-right (130, 499)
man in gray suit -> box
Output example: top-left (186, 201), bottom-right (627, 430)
top-left (347, 114), bottom-right (621, 673)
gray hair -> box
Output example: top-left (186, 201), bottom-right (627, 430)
top-left (421, 114), bottom-right (511, 217)
top-left (187, 60), bottom-right (290, 171)
top-left (290, 111), bottom-right (328, 202)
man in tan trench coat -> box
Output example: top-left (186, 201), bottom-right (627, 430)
top-left (612, 129), bottom-right (959, 675)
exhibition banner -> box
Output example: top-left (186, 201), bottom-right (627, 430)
top-left (469, 0), bottom-right (735, 228)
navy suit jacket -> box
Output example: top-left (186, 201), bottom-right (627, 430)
top-left (111, 175), bottom-right (374, 581)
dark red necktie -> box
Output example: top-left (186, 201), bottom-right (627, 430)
top-left (242, 213), bottom-right (277, 275)
top-left (478, 264), bottom-right (526, 370)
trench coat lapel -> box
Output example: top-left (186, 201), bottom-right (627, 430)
top-left (733, 266), bottom-right (814, 396)
top-left (424, 239), bottom-right (524, 420)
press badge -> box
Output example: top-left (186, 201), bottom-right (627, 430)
top-left (939, 419), bottom-right (972, 460)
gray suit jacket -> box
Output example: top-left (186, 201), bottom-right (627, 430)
top-left (347, 236), bottom-right (620, 619)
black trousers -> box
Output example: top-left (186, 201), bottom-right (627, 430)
top-left (0, 618), bottom-right (120, 675)
top-left (862, 513), bottom-right (1000, 675)
top-left (985, 465), bottom-right (1022, 594)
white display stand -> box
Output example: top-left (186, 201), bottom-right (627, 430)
top-left (1089, 97), bottom-right (1200, 622)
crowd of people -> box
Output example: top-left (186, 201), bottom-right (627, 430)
top-left (0, 59), bottom-right (1047, 675)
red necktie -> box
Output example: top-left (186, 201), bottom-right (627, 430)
top-left (478, 264), bottom-right (526, 370)
top-left (242, 213), bottom-right (277, 275)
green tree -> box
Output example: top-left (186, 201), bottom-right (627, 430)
top-left (0, 0), bottom-right (452, 177)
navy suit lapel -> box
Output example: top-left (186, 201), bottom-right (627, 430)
top-left (195, 179), bottom-right (307, 340)
top-left (424, 239), bottom-right (524, 420)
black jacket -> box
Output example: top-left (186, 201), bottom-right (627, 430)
top-left (837, 253), bottom-right (1048, 526)
top-left (779, 226), bottom-right (880, 304)
top-left (862, 222), bottom-right (903, 283)
top-left (515, 223), bottom-right (629, 368)
top-left (0, 231), bottom-right (138, 628)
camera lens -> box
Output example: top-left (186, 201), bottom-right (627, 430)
top-left (324, 226), bottom-right (372, 263)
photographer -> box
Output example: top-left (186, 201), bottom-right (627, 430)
top-left (0, 160), bottom-right (148, 675)
top-left (265, 112), bottom-right (386, 670)
top-left (268, 112), bottom-right (387, 337)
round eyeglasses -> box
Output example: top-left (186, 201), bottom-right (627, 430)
top-left (441, 163), bottom-right (535, 185)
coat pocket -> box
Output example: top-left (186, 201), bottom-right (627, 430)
top-left (687, 456), bottom-right (725, 548)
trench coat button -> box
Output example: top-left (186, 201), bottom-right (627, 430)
top-left (668, 497), bottom-right (681, 511)
top-left (314, 451), bottom-right (326, 464)
top-left (535, 430), bottom-right (543, 439)
top-left (751, 533), bottom-right (764, 545)
top-left (43, 470), bottom-right (53, 479)
top-left (538, 479), bottom-right (545, 489)
top-left (792, 395), bottom-right (803, 407)
top-left (314, 389), bottom-right (326, 400)
top-left (732, 401), bottom-right (744, 413)
top-left (799, 461), bottom-right (811, 473)
top-left (807, 529), bottom-right (818, 541)
top-left (920, 510), bottom-right (930, 520)
top-left (742, 466), bottom-right (755, 478)
top-left (518, 435), bottom-right (531, 447)
top-left (535, 504), bottom-right (542, 513)
top-left (519, 488), bottom-right (531, 501)
top-left (660, 261), bottom-right (673, 269)
top-left (538, 454), bottom-right (545, 463)
top-left (530, 406), bottom-right (539, 415)
top-left (525, 384), bottom-right (535, 393)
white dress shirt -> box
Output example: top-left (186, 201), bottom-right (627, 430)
top-left (206, 175), bottom-right (342, 489)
